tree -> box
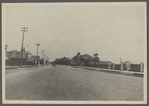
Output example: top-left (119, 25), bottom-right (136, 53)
top-left (96, 53), bottom-right (98, 56)
top-left (77, 52), bottom-right (80, 56)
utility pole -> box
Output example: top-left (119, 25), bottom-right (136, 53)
top-left (42, 50), bottom-right (44, 65)
top-left (44, 54), bottom-right (46, 65)
top-left (42, 50), bottom-right (44, 59)
top-left (20, 27), bottom-right (28, 67)
top-left (36, 43), bottom-right (40, 65)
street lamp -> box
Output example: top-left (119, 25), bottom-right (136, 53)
top-left (36, 43), bottom-right (40, 65)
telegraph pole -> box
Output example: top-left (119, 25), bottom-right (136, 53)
top-left (36, 43), bottom-right (40, 65)
top-left (44, 54), bottom-right (46, 65)
top-left (42, 50), bottom-right (44, 65)
top-left (20, 27), bottom-right (28, 67)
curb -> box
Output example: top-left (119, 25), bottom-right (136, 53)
top-left (77, 66), bottom-right (143, 77)
top-left (21, 65), bottom-right (36, 68)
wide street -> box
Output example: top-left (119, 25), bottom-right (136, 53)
top-left (5, 65), bottom-right (143, 101)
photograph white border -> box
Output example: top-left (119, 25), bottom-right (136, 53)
top-left (2, 2), bottom-right (147, 104)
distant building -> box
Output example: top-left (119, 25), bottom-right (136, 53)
top-left (28, 53), bottom-right (32, 58)
top-left (99, 61), bottom-right (113, 65)
top-left (28, 55), bottom-right (40, 62)
top-left (54, 57), bottom-right (72, 65)
top-left (6, 48), bottom-right (29, 59)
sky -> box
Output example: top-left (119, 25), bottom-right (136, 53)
top-left (3, 3), bottom-right (146, 63)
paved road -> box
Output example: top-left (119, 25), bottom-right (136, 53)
top-left (5, 65), bottom-right (143, 101)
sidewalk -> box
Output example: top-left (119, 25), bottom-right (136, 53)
top-left (5, 66), bottom-right (18, 69)
top-left (5, 65), bottom-right (36, 69)
top-left (77, 66), bottom-right (144, 77)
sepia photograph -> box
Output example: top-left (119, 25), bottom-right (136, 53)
top-left (2, 2), bottom-right (147, 104)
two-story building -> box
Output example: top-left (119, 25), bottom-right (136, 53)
top-left (6, 48), bottom-right (30, 59)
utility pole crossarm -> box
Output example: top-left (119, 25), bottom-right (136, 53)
top-left (21, 30), bottom-right (28, 32)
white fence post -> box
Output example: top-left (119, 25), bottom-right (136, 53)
top-left (126, 63), bottom-right (131, 71)
top-left (121, 62), bottom-right (123, 71)
top-left (140, 63), bottom-right (144, 72)
top-left (109, 63), bottom-right (111, 69)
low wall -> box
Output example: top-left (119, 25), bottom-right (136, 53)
top-left (131, 64), bottom-right (141, 72)
top-left (86, 63), bottom-right (143, 72)
top-left (95, 64), bottom-right (109, 69)
top-left (114, 64), bottom-right (121, 70)
top-left (6, 58), bottom-right (36, 66)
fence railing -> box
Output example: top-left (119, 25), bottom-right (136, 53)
top-left (97, 63), bottom-right (144, 72)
